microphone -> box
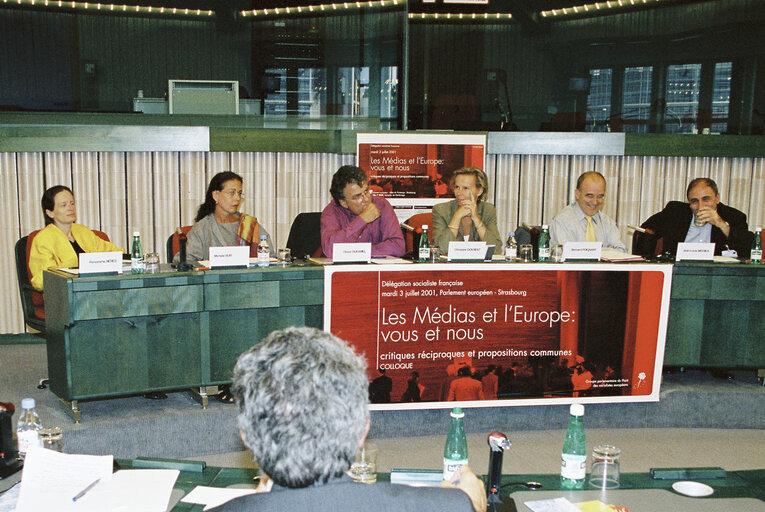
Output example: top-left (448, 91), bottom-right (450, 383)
top-left (486, 431), bottom-right (512, 503)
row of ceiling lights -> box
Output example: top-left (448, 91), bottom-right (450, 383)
top-left (1, 0), bottom-right (664, 20)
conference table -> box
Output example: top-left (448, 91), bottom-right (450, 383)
top-left (110, 458), bottom-right (765, 511)
top-left (43, 260), bottom-right (765, 421)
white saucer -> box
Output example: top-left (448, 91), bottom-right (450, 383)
top-left (672, 480), bottom-right (714, 497)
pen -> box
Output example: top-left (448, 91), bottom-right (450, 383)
top-left (72, 478), bottom-right (100, 502)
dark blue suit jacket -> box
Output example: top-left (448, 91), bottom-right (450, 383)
top-left (207, 474), bottom-right (474, 512)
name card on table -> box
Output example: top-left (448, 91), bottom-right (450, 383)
top-left (676, 242), bottom-right (714, 261)
top-left (78, 252), bottom-right (123, 274)
top-left (447, 241), bottom-right (487, 261)
top-left (332, 243), bottom-right (372, 263)
top-left (208, 246), bottom-right (249, 268)
top-left (563, 242), bottom-right (602, 261)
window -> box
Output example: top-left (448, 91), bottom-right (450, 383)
top-left (381, 66), bottom-right (398, 120)
top-left (711, 61), bottom-right (732, 134)
top-left (622, 66), bottom-right (653, 134)
top-left (585, 69), bottom-right (612, 132)
top-left (664, 63), bottom-right (701, 133)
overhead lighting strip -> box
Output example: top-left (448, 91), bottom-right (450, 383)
top-left (541, 0), bottom-right (660, 18)
top-left (241, 0), bottom-right (397, 18)
top-left (0, 0), bottom-right (214, 17)
top-left (408, 11), bottom-right (512, 21)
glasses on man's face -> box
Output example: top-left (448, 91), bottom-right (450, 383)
top-left (350, 188), bottom-right (371, 203)
top-left (222, 190), bottom-right (244, 199)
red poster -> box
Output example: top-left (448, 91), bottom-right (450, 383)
top-left (325, 263), bottom-right (672, 410)
top-left (356, 133), bottom-right (486, 215)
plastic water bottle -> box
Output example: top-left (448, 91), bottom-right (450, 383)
top-left (505, 231), bottom-right (518, 261)
top-left (752, 227), bottom-right (762, 264)
top-left (418, 225), bottom-right (431, 263)
top-left (538, 225), bottom-right (551, 262)
top-left (561, 403), bottom-right (586, 489)
top-left (257, 234), bottom-right (270, 268)
top-left (17, 398), bottom-right (42, 459)
top-left (443, 407), bottom-right (468, 481)
top-left (131, 231), bottom-right (144, 274)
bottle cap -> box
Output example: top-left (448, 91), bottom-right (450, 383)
top-left (422, 225), bottom-right (429, 230)
top-left (259, 234), bottom-right (268, 240)
top-left (450, 407), bottom-right (465, 418)
top-left (570, 403), bottom-right (584, 416)
top-left (508, 231), bottom-right (515, 236)
top-left (21, 398), bottom-right (35, 409)
top-left (542, 224), bottom-right (549, 229)
top-left (133, 231), bottom-right (140, 237)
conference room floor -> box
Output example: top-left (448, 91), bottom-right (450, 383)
top-left (190, 428), bottom-right (765, 475)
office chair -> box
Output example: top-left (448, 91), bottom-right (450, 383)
top-left (286, 212), bottom-right (323, 259)
top-left (402, 212), bottom-right (434, 255)
top-left (16, 229), bottom-right (111, 389)
top-left (166, 226), bottom-right (192, 263)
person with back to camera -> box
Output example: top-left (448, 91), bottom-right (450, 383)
top-left (208, 326), bottom-right (487, 512)
top-left (181, 171), bottom-right (275, 263)
top-left (432, 166), bottom-right (503, 253)
top-left (29, 185), bottom-right (123, 291)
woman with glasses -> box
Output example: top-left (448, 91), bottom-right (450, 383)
top-left (29, 185), bottom-right (123, 291)
top-left (184, 171), bottom-right (275, 263)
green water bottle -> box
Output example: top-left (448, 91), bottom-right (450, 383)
top-left (560, 403), bottom-right (586, 489)
top-left (131, 231), bottom-right (144, 274)
top-left (751, 227), bottom-right (762, 264)
top-left (443, 407), bottom-right (468, 481)
top-left (538, 225), bottom-right (551, 262)
top-left (418, 225), bottom-right (431, 263)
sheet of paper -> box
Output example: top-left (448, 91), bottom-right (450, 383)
top-left (525, 497), bottom-right (581, 512)
top-left (599, 249), bottom-right (644, 262)
top-left (110, 469), bottom-right (179, 512)
top-left (371, 257), bottom-right (414, 264)
top-left (713, 255), bottom-right (741, 263)
top-left (181, 485), bottom-right (258, 510)
top-left (15, 448), bottom-right (113, 512)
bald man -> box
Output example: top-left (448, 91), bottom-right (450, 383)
top-left (550, 171), bottom-right (626, 252)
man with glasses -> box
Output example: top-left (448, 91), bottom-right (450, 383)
top-left (320, 165), bottom-right (405, 258)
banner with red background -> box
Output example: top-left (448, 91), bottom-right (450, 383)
top-left (325, 263), bottom-right (672, 410)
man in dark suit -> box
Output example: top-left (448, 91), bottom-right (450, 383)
top-left (209, 327), bottom-right (485, 512)
top-left (369, 368), bottom-right (393, 403)
top-left (635, 177), bottom-right (753, 258)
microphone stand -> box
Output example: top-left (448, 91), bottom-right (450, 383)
top-left (486, 431), bottom-right (512, 505)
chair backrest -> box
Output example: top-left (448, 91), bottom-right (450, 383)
top-left (286, 213), bottom-right (323, 259)
top-left (403, 212), bottom-right (434, 254)
top-left (167, 226), bottom-right (193, 263)
top-left (17, 228), bottom-right (112, 332)
top-left (631, 230), bottom-right (663, 258)
top-left (15, 232), bottom-right (45, 333)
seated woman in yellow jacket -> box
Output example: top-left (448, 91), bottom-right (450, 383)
top-left (29, 185), bottom-right (123, 291)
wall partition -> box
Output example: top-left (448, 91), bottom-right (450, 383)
top-left (3, 148), bottom-right (762, 334)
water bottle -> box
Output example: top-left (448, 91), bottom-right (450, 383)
top-left (752, 227), bottom-right (762, 264)
top-left (17, 398), bottom-right (42, 459)
top-left (257, 234), bottom-right (270, 268)
top-left (538, 224), bottom-right (551, 262)
top-left (418, 225), bottom-right (431, 263)
top-left (443, 407), bottom-right (469, 481)
top-left (505, 231), bottom-right (518, 261)
top-left (560, 403), bottom-right (586, 489)
top-left (131, 231), bottom-right (144, 274)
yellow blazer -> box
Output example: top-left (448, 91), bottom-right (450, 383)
top-left (29, 223), bottom-right (123, 291)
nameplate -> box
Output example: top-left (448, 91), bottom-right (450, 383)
top-left (209, 246), bottom-right (249, 268)
top-left (78, 252), bottom-right (123, 274)
top-left (562, 242), bottom-right (602, 261)
top-left (447, 241), bottom-right (487, 261)
top-left (676, 242), bottom-right (714, 261)
top-left (332, 243), bottom-right (372, 263)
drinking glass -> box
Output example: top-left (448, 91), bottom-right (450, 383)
top-left (277, 248), bottom-right (292, 266)
top-left (519, 244), bottom-right (534, 262)
top-left (349, 443), bottom-right (378, 483)
top-left (39, 426), bottom-right (64, 452)
top-left (589, 444), bottom-right (620, 489)
top-left (551, 244), bottom-right (564, 262)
